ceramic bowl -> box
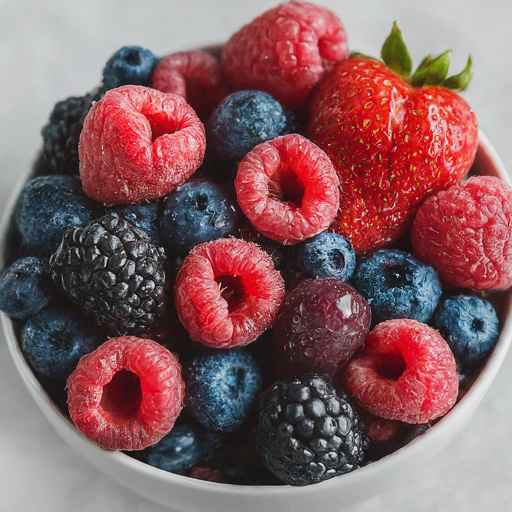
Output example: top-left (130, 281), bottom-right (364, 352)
top-left (1, 130), bottom-right (510, 511)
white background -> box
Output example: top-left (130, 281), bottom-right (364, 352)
top-left (1, 0), bottom-right (511, 510)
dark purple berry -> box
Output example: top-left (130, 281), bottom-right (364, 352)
top-left (273, 278), bottom-right (371, 378)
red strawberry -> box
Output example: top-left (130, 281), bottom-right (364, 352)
top-left (309, 23), bottom-right (478, 254)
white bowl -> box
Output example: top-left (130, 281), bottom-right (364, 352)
top-left (1, 130), bottom-right (510, 512)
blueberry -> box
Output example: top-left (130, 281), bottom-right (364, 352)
top-left (295, 232), bottom-right (356, 281)
top-left (187, 350), bottom-right (263, 432)
top-left (160, 180), bottom-right (238, 254)
top-left (110, 202), bottom-right (161, 244)
top-left (102, 46), bottom-right (158, 90)
top-left (21, 306), bottom-right (100, 380)
top-left (142, 423), bottom-right (221, 475)
top-left (208, 90), bottom-right (288, 160)
top-left (434, 295), bottom-right (499, 369)
top-left (0, 257), bottom-right (51, 319)
top-left (14, 175), bottom-right (96, 255)
top-left (353, 249), bottom-right (441, 323)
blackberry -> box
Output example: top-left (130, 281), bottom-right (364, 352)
top-left (257, 375), bottom-right (368, 486)
top-left (49, 213), bottom-right (167, 335)
top-left (41, 88), bottom-right (102, 174)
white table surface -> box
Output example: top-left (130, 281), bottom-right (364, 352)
top-left (1, 0), bottom-right (511, 510)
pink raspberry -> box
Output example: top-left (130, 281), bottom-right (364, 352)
top-left (79, 85), bottom-right (205, 205)
top-left (366, 416), bottom-right (402, 444)
top-left (175, 238), bottom-right (285, 348)
top-left (189, 466), bottom-right (224, 483)
top-left (342, 319), bottom-right (458, 424)
top-left (272, 278), bottom-right (371, 378)
top-left (151, 50), bottom-right (229, 119)
top-left (67, 336), bottom-right (185, 450)
top-left (222, 1), bottom-right (348, 109)
top-left (412, 176), bottom-right (512, 291)
top-left (235, 134), bottom-right (340, 245)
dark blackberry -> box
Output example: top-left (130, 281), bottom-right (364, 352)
top-left (41, 88), bottom-right (103, 174)
top-left (49, 212), bottom-right (167, 335)
top-left (257, 375), bottom-right (368, 486)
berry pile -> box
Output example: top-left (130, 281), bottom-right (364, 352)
top-left (1, 1), bottom-right (510, 488)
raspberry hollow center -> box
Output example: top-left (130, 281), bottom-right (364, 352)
top-left (269, 168), bottom-right (305, 208)
top-left (218, 275), bottom-right (245, 311)
top-left (100, 370), bottom-right (142, 421)
top-left (375, 354), bottom-right (406, 381)
top-left (143, 111), bottom-right (180, 141)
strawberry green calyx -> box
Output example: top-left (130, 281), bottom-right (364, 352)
top-left (411, 50), bottom-right (451, 86)
top-left (378, 22), bottom-right (472, 91)
top-left (443, 56), bottom-right (473, 91)
top-left (380, 21), bottom-right (413, 77)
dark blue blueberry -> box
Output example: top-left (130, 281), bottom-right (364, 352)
top-left (142, 423), bottom-right (221, 475)
top-left (160, 180), bottom-right (238, 254)
top-left (353, 249), bottom-right (442, 323)
top-left (21, 306), bottom-right (100, 380)
top-left (295, 232), bottom-right (356, 281)
top-left (0, 257), bottom-right (51, 319)
top-left (208, 90), bottom-right (288, 160)
top-left (187, 350), bottom-right (263, 432)
top-left (283, 110), bottom-right (301, 135)
top-left (102, 46), bottom-right (158, 90)
top-left (434, 295), bottom-right (499, 369)
top-left (14, 175), bottom-right (96, 255)
top-left (110, 202), bottom-right (161, 244)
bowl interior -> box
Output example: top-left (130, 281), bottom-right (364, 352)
top-left (1, 130), bottom-right (510, 503)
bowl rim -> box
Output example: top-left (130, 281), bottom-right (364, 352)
top-left (1, 129), bottom-right (511, 497)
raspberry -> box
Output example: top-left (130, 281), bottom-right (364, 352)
top-left (366, 416), bottom-right (402, 444)
top-left (175, 238), bottom-right (285, 348)
top-left (79, 85), bottom-right (206, 205)
top-left (342, 319), bottom-right (458, 424)
top-left (222, 1), bottom-right (348, 108)
top-left (189, 466), bottom-right (225, 483)
top-left (67, 336), bottom-right (185, 450)
top-left (364, 414), bottom-right (403, 461)
top-left (412, 176), bottom-right (512, 290)
top-left (235, 134), bottom-right (340, 245)
top-left (152, 50), bottom-right (228, 119)
top-left (272, 278), bottom-right (371, 378)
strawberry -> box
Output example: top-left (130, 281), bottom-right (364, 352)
top-left (309, 23), bottom-right (478, 254)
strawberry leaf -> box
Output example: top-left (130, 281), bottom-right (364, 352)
top-left (350, 51), bottom-right (377, 61)
top-left (444, 55), bottom-right (473, 91)
top-left (381, 22), bottom-right (413, 77)
top-left (411, 50), bottom-right (451, 87)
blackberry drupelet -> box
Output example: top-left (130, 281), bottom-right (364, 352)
top-left (41, 89), bottom-right (102, 174)
top-left (49, 212), bottom-right (167, 335)
top-left (257, 375), bottom-right (368, 486)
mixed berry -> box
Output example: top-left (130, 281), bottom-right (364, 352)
top-left (1, 1), bottom-right (510, 488)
